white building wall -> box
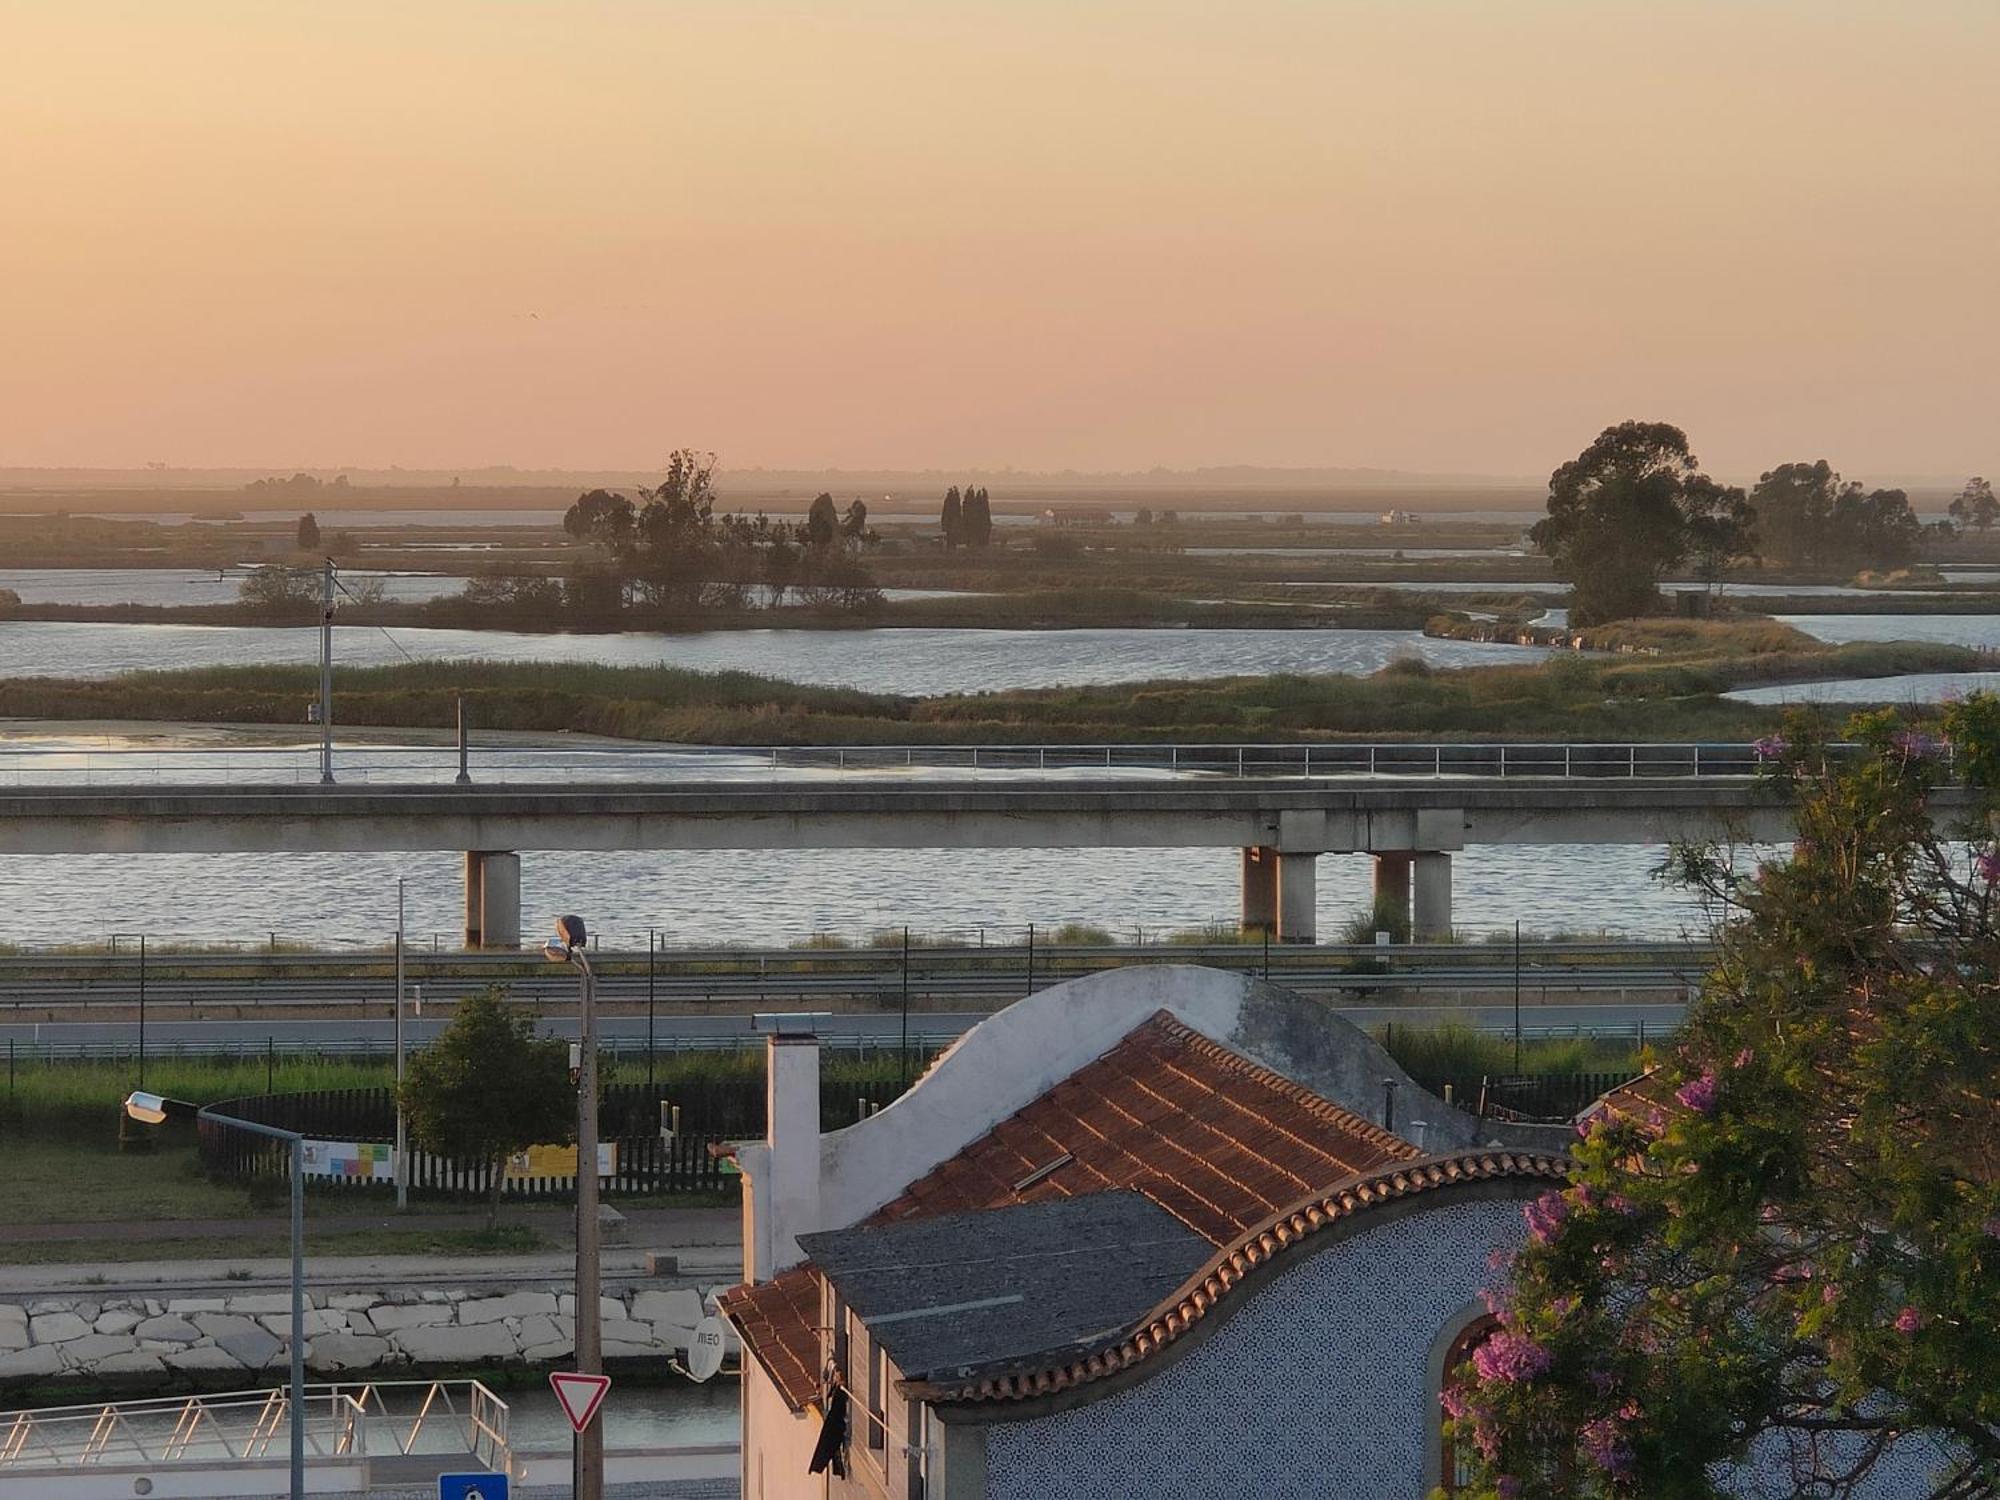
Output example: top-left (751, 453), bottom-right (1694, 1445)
top-left (983, 1199), bottom-right (1523, 1500)
top-left (742, 1354), bottom-right (827, 1500)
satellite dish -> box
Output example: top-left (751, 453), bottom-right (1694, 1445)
top-left (685, 1316), bottom-right (727, 1382)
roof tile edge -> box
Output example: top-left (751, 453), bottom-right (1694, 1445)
top-left (906, 1149), bottom-right (1570, 1406)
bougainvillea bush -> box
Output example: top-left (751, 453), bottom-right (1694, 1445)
top-left (1443, 698), bottom-right (2000, 1499)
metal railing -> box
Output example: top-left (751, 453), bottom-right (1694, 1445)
top-left (0, 739), bottom-right (1836, 787)
top-left (0, 1379), bottom-right (507, 1473)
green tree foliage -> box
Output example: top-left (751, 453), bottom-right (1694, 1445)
top-left (941, 485), bottom-right (963, 549)
top-left (1529, 422), bottom-right (1752, 625)
top-left (841, 498), bottom-right (870, 543)
top-left (962, 486), bottom-right (993, 547)
top-left (236, 566), bottom-right (321, 612)
top-left (295, 512), bottom-right (320, 551)
top-left (804, 492), bottom-right (839, 552)
top-left (459, 569), bottom-right (567, 614)
top-left (562, 488), bottom-right (635, 548)
top-left (399, 987), bottom-right (575, 1227)
top-left (1752, 461), bottom-right (1923, 573)
top-left (554, 451), bottom-right (876, 615)
top-left (1949, 477), bottom-right (1999, 535)
top-left (1445, 703), bottom-right (2000, 1500)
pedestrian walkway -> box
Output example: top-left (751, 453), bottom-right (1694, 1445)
top-left (0, 1207), bottom-right (743, 1297)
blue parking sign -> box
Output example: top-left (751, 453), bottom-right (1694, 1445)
top-left (438, 1474), bottom-right (509, 1500)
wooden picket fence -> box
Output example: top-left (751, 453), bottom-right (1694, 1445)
top-left (193, 1076), bottom-right (913, 1199)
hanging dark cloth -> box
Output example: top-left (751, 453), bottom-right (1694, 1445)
top-left (809, 1383), bottom-right (850, 1477)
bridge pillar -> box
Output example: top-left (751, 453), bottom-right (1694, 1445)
top-left (1372, 852), bottom-right (1412, 939)
top-left (1277, 852), bottom-right (1317, 943)
top-left (1240, 846), bottom-right (1279, 934)
top-left (1413, 851), bottom-right (1452, 941)
top-left (463, 851), bottom-right (521, 949)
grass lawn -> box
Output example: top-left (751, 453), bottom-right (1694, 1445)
top-left (3, 1139), bottom-right (254, 1224)
top-left (2, 1136), bottom-right (740, 1250)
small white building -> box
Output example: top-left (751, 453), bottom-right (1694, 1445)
top-left (719, 967), bottom-right (1569, 1499)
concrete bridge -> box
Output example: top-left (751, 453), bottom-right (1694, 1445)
top-left (0, 740), bottom-right (1874, 945)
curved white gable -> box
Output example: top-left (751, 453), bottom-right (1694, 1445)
top-left (813, 963), bottom-right (1489, 1234)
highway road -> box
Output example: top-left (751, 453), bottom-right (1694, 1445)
top-left (0, 1000), bottom-right (1689, 1057)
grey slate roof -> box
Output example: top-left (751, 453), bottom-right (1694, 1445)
top-left (798, 1191), bottom-right (1211, 1384)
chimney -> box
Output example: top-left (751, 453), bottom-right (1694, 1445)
top-left (759, 1021), bottom-right (823, 1276)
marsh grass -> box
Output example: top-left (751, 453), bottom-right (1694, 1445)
top-left (3, 632), bottom-right (1977, 748)
top-left (1375, 1022), bottom-right (1645, 1079)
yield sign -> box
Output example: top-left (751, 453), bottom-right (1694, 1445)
top-left (549, 1371), bottom-right (611, 1433)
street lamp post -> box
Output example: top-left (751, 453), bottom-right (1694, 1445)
top-left (317, 559), bottom-right (335, 785)
top-left (647, 928), bottom-right (661, 1090)
top-left (543, 915), bottom-right (602, 1500)
top-left (395, 879), bottom-right (408, 1212)
top-left (110, 934), bottom-right (147, 1088)
top-left (123, 1092), bottom-right (306, 1500)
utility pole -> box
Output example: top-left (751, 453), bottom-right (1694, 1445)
top-left (1513, 918), bottom-right (1523, 1075)
top-left (318, 559), bottom-right (335, 784)
top-left (395, 879), bottom-right (407, 1212)
top-left (544, 916), bottom-right (603, 1500)
top-left (574, 942), bottom-right (603, 1500)
top-left (647, 928), bottom-right (658, 1089)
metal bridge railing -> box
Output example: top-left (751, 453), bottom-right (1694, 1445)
top-left (0, 739), bottom-right (1843, 787)
top-left (0, 1379), bottom-right (508, 1473)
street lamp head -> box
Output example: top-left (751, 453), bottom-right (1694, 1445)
top-left (545, 914), bottom-right (588, 961)
top-left (123, 1091), bottom-right (196, 1125)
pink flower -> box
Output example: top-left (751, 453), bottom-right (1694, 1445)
top-left (1524, 1190), bottom-right (1570, 1243)
top-left (1496, 1477), bottom-right (1523, 1499)
top-left (1675, 1072), bottom-right (1719, 1115)
top-left (1894, 1305), bottom-right (1922, 1336)
top-left (1473, 1330), bottom-right (1553, 1384)
top-left (1891, 729), bottom-right (1941, 760)
top-left (1977, 851), bottom-right (2000, 885)
top-left (1984, 1216), bottom-right (2000, 1239)
top-left (1732, 1047), bottom-right (1756, 1069)
top-left (1440, 1384), bottom-right (1473, 1420)
top-left (1752, 734), bottom-right (1788, 761)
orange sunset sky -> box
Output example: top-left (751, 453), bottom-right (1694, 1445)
top-left (2, 1), bottom-right (1995, 478)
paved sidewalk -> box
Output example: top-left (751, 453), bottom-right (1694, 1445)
top-left (0, 1206), bottom-right (743, 1297)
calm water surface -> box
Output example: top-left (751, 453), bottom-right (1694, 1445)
top-left (0, 841), bottom-right (1717, 949)
top-left (1781, 614), bottom-right (2000, 649)
top-left (0, 621), bottom-right (1547, 693)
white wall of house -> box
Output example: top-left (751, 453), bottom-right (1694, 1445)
top-left (742, 1354), bottom-right (827, 1500)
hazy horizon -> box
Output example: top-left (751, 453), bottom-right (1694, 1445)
top-left (5, 2), bottom-right (1995, 478)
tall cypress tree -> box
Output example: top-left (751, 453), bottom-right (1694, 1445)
top-left (941, 485), bottom-right (962, 549)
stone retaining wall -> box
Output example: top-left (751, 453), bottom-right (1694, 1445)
top-left (0, 1283), bottom-right (742, 1391)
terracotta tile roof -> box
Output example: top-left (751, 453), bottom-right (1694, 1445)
top-left (907, 1149), bottom-right (1571, 1405)
top-left (1581, 1068), bottom-right (1678, 1134)
top-left (870, 1011), bottom-right (1422, 1246)
top-left (718, 1266), bottom-right (821, 1412)
top-left (725, 1009), bottom-right (1430, 1413)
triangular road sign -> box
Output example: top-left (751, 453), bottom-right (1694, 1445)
top-left (549, 1371), bottom-right (611, 1433)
